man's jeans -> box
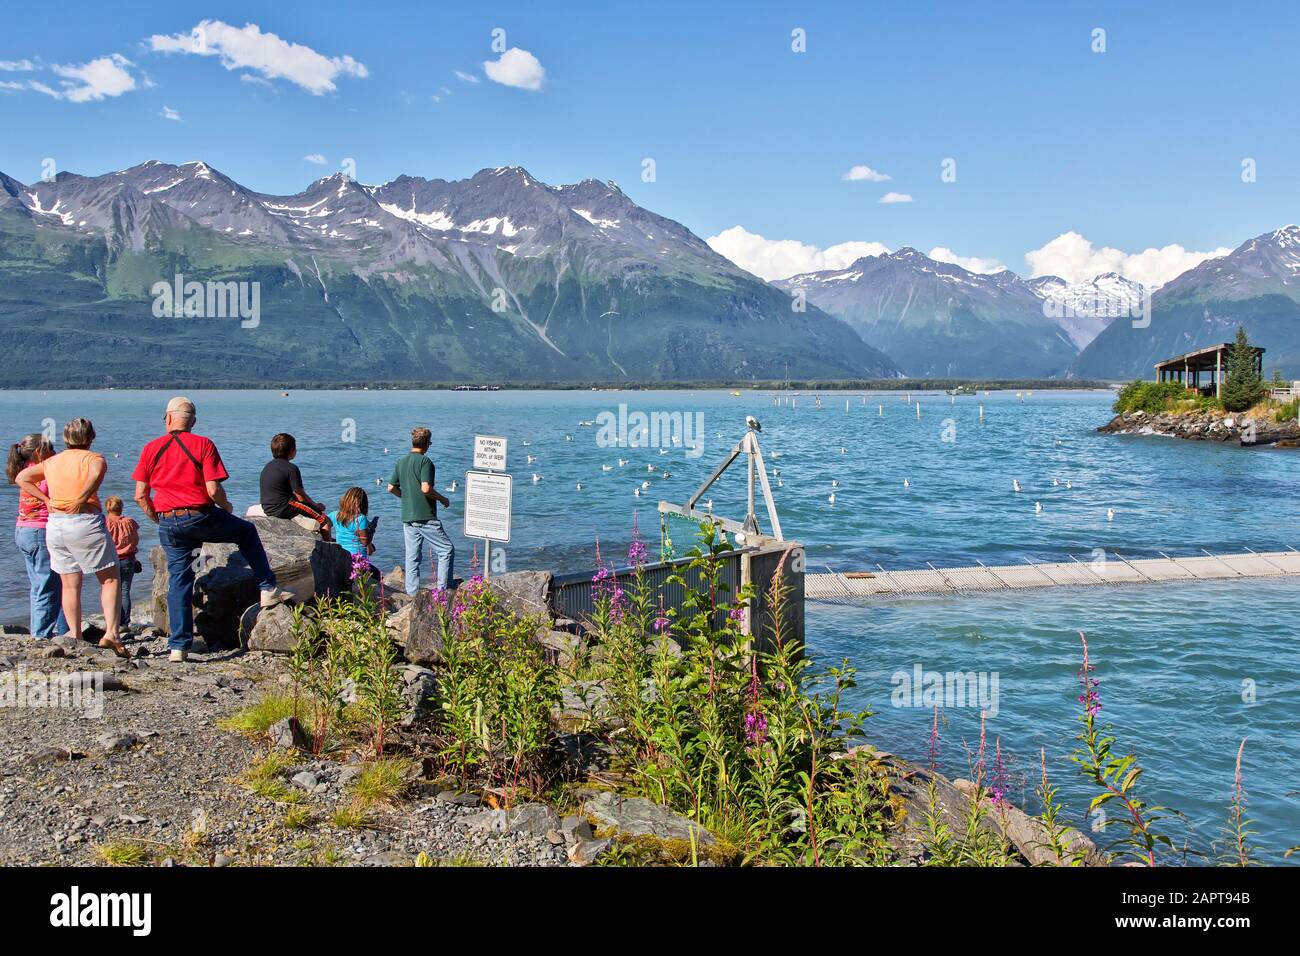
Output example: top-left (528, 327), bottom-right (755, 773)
top-left (403, 519), bottom-right (454, 594)
top-left (117, 557), bottom-right (136, 628)
top-left (15, 526), bottom-right (67, 637)
top-left (158, 508), bottom-right (277, 652)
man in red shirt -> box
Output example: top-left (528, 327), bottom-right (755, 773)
top-left (133, 396), bottom-right (293, 662)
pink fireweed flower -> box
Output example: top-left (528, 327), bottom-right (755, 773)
top-left (728, 606), bottom-right (744, 622)
top-left (348, 551), bottom-right (371, 581)
top-left (628, 513), bottom-right (648, 567)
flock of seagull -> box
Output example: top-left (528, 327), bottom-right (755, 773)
top-left (364, 392), bottom-right (1118, 523)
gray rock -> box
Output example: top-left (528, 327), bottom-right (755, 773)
top-left (561, 815), bottom-right (594, 842)
top-left (505, 803), bottom-right (562, 837)
top-left (536, 628), bottom-right (582, 669)
top-left (242, 602), bottom-right (299, 653)
top-left (57, 671), bottom-right (128, 692)
top-left (0, 624), bottom-right (29, 635)
top-left (291, 771), bottom-right (319, 790)
top-left (149, 517), bottom-right (352, 648)
top-left (336, 765), bottom-right (362, 786)
top-left (267, 716), bottom-right (310, 751)
top-left (382, 566), bottom-right (406, 591)
top-left (25, 746), bottom-right (75, 765)
top-left (385, 603), bottom-right (413, 647)
top-left (487, 570), bottom-right (552, 618)
top-left (582, 791), bottom-right (715, 845)
top-left (403, 595), bottom-right (447, 666)
top-left (436, 790), bottom-right (480, 807)
top-left (213, 853), bottom-right (232, 867)
top-left (567, 837), bottom-right (612, 865)
top-left (37, 645), bottom-right (66, 659)
top-left (363, 850), bottom-right (409, 866)
top-left (400, 669), bottom-right (439, 726)
top-left (95, 732), bottom-right (140, 754)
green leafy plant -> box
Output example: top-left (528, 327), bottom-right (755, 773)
top-left (1070, 631), bottom-right (1171, 865)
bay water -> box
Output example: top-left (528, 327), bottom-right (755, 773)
top-left (1, 388), bottom-right (1295, 861)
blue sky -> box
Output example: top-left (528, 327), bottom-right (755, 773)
top-left (1, 1), bottom-right (1295, 284)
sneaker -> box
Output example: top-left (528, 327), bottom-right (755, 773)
top-left (259, 586), bottom-right (297, 608)
top-left (169, 649), bottom-right (188, 663)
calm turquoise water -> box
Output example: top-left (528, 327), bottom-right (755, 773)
top-left (1, 389), bottom-right (1296, 861)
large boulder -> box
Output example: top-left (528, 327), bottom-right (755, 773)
top-left (150, 516), bottom-right (350, 647)
top-left (581, 791), bottom-right (715, 845)
top-left (402, 594), bottom-right (446, 666)
top-left (487, 570), bottom-right (552, 618)
top-left (242, 603), bottom-right (298, 653)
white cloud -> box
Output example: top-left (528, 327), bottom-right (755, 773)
top-left (1024, 231), bottom-right (1232, 288)
top-left (843, 164), bottom-right (890, 182)
top-left (879, 192), bottom-right (913, 204)
top-left (928, 247), bottom-right (1006, 274)
top-left (159, 105), bottom-right (181, 121)
top-left (454, 69), bottom-right (480, 84)
top-left (0, 80), bottom-right (26, 92)
top-left (29, 54), bottom-right (142, 103)
top-left (483, 48), bottom-right (545, 91)
top-left (303, 153), bottom-right (327, 165)
top-left (706, 225), bottom-right (890, 281)
top-left (149, 20), bottom-right (367, 95)
top-left (239, 73), bottom-right (272, 87)
top-left (0, 59), bottom-right (37, 72)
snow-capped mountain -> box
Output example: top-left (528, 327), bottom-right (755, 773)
top-left (0, 161), bottom-right (900, 386)
top-left (776, 248), bottom-right (1078, 377)
top-left (1074, 226), bottom-right (1300, 377)
top-left (1026, 273), bottom-right (1148, 349)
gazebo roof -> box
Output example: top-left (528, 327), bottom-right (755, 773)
top-left (1154, 342), bottom-right (1264, 372)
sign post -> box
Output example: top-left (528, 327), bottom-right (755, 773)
top-left (467, 436), bottom-right (511, 578)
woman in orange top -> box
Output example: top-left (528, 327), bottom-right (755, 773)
top-left (15, 418), bottom-right (126, 657)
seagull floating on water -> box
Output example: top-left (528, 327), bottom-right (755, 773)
top-left (601, 464), bottom-right (613, 472)
top-left (828, 493), bottom-right (836, 505)
top-left (531, 473), bottom-right (542, 483)
top-left (1035, 501), bottom-right (1043, 513)
top-left (1012, 479), bottom-right (1022, 493)
top-left (576, 482), bottom-right (583, 491)
top-left (1107, 508), bottom-right (1115, 522)
top-left (903, 478), bottom-right (910, 488)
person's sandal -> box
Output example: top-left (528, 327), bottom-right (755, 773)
top-left (98, 636), bottom-right (130, 659)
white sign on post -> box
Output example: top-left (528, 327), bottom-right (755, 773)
top-left (464, 471), bottom-right (512, 543)
top-left (473, 435), bottom-right (508, 472)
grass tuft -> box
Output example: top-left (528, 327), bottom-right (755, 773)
top-left (238, 750), bottom-right (303, 804)
top-left (95, 841), bottom-right (150, 867)
top-left (350, 757), bottom-right (415, 808)
top-left (217, 693), bottom-right (303, 738)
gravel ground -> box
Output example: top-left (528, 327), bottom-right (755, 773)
top-left (0, 631), bottom-right (567, 867)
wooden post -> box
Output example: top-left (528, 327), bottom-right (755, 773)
top-left (1216, 348), bottom-right (1222, 399)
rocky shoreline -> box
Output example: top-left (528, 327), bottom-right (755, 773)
top-left (0, 625), bottom-right (1101, 867)
top-left (1098, 409), bottom-right (1300, 446)
top-left (1, 519), bottom-right (1105, 867)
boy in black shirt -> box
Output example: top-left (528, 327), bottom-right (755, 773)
top-left (259, 433), bottom-right (332, 540)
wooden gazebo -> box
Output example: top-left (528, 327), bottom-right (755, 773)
top-left (1154, 342), bottom-right (1264, 399)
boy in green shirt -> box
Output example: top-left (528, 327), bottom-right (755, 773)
top-left (387, 426), bottom-right (454, 593)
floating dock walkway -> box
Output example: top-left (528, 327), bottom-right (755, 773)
top-left (805, 549), bottom-right (1300, 600)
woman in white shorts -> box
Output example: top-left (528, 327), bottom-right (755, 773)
top-left (16, 418), bottom-right (126, 657)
